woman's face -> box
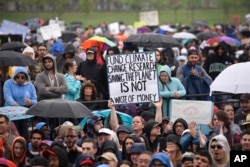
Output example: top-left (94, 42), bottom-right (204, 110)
top-left (84, 87), bottom-right (93, 96)
top-left (15, 73), bottom-right (26, 85)
top-left (14, 141), bottom-right (25, 158)
top-left (70, 61), bottom-right (78, 73)
top-left (213, 115), bottom-right (223, 128)
top-left (132, 116), bottom-right (144, 132)
top-left (160, 71), bottom-right (169, 83)
top-left (124, 138), bottom-right (134, 153)
top-left (131, 153), bottom-right (139, 165)
top-left (156, 51), bottom-right (161, 63)
top-left (224, 105), bottom-right (234, 121)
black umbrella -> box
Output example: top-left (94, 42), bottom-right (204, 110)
top-left (196, 32), bottom-right (220, 41)
top-left (0, 50), bottom-right (35, 67)
top-left (240, 29), bottom-right (250, 38)
top-left (124, 33), bottom-right (180, 48)
top-left (0, 41), bottom-right (27, 52)
top-left (26, 99), bottom-right (93, 118)
top-left (61, 31), bottom-right (78, 43)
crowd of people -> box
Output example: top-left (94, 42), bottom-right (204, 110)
top-left (0, 19), bottom-right (250, 167)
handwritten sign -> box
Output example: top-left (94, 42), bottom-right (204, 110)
top-left (170, 99), bottom-right (213, 124)
top-left (140, 10), bottom-right (159, 26)
top-left (107, 51), bottom-right (160, 105)
top-left (40, 24), bottom-right (62, 41)
top-left (108, 22), bottom-right (120, 35)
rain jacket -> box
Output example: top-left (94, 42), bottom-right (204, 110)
top-left (11, 136), bottom-right (27, 167)
top-left (56, 44), bottom-right (83, 73)
top-left (50, 39), bottom-right (64, 57)
top-left (149, 152), bottom-right (173, 167)
top-left (34, 54), bottom-right (68, 100)
top-left (158, 65), bottom-right (186, 117)
top-left (44, 147), bottom-right (69, 167)
top-left (3, 67), bottom-right (37, 106)
top-left (64, 73), bottom-right (82, 101)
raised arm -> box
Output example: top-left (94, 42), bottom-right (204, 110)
top-left (108, 100), bottom-right (119, 132)
top-left (154, 98), bottom-right (163, 123)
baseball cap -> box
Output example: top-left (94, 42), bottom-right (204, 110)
top-left (80, 157), bottom-right (94, 166)
top-left (97, 152), bottom-right (118, 162)
top-left (98, 128), bottom-right (113, 135)
top-left (39, 140), bottom-right (52, 149)
top-left (117, 125), bottom-right (132, 134)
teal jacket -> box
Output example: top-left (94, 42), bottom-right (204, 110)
top-left (64, 73), bottom-right (82, 101)
top-left (158, 65), bottom-right (186, 117)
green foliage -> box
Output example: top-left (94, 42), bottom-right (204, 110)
top-left (80, 0), bottom-right (94, 14)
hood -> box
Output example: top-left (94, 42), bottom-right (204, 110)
top-left (216, 41), bottom-right (228, 56)
top-left (149, 152), bottom-right (173, 167)
top-left (11, 136), bottom-right (27, 163)
top-left (74, 154), bottom-right (94, 167)
top-left (85, 115), bottom-right (104, 138)
top-left (35, 122), bottom-right (50, 130)
top-left (140, 111), bottom-right (155, 122)
top-left (159, 65), bottom-right (171, 78)
top-left (12, 67), bottom-right (30, 84)
top-left (63, 44), bottom-right (75, 58)
top-left (106, 46), bottom-right (120, 55)
top-left (42, 53), bottom-right (57, 73)
top-left (43, 147), bottom-right (69, 167)
top-left (22, 46), bottom-right (35, 59)
top-left (172, 118), bottom-right (188, 135)
top-left (100, 140), bottom-right (118, 155)
top-left (130, 143), bottom-right (146, 154)
top-left (143, 120), bottom-right (161, 138)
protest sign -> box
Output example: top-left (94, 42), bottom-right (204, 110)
top-left (108, 22), bottom-right (120, 35)
top-left (40, 24), bottom-right (62, 41)
top-left (107, 51), bottom-right (160, 105)
top-left (24, 17), bottom-right (40, 31)
top-left (49, 19), bottom-right (66, 31)
top-left (170, 99), bottom-right (213, 124)
top-left (140, 10), bottom-right (159, 26)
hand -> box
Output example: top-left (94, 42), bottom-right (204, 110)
top-left (153, 98), bottom-right (163, 109)
top-left (164, 122), bottom-right (173, 133)
top-left (191, 68), bottom-right (200, 77)
top-left (173, 91), bottom-right (179, 98)
top-left (75, 75), bottom-right (82, 80)
top-left (12, 102), bottom-right (19, 106)
top-left (108, 100), bottom-right (115, 110)
top-left (219, 125), bottom-right (224, 135)
top-left (189, 121), bottom-right (196, 138)
top-left (199, 130), bottom-right (206, 148)
top-left (24, 99), bottom-right (32, 106)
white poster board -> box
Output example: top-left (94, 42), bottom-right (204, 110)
top-left (170, 99), bottom-right (213, 124)
top-left (108, 22), bottom-right (120, 35)
top-left (49, 19), bottom-right (66, 31)
top-left (107, 51), bottom-right (160, 105)
top-left (140, 10), bottom-right (159, 26)
top-left (40, 24), bottom-right (62, 41)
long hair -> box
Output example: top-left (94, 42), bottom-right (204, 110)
top-left (213, 110), bottom-right (231, 130)
top-left (79, 82), bottom-right (97, 100)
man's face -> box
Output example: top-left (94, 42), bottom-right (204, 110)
top-left (210, 141), bottom-right (226, 162)
top-left (44, 58), bottom-right (54, 71)
top-left (150, 125), bottom-right (161, 136)
top-left (48, 154), bottom-right (60, 167)
top-left (64, 130), bottom-right (77, 149)
top-left (97, 134), bottom-right (110, 148)
top-left (174, 122), bottom-right (185, 136)
top-left (0, 117), bottom-right (8, 135)
top-left (37, 46), bottom-right (47, 58)
top-left (241, 134), bottom-right (250, 151)
top-left (188, 54), bottom-right (199, 66)
top-left (31, 133), bottom-right (43, 150)
top-left (193, 154), bottom-right (211, 167)
top-left (137, 153), bottom-right (151, 167)
top-left (94, 120), bottom-right (103, 133)
top-left (82, 142), bottom-right (97, 158)
top-left (240, 99), bottom-right (250, 113)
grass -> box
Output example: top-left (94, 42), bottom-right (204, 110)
top-left (0, 8), bottom-right (248, 27)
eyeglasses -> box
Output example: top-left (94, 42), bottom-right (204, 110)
top-left (65, 135), bottom-right (77, 138)
top-left (15, 75), bottom-right (25, 80)
top-left (210, 145), bottom-right (223, 149)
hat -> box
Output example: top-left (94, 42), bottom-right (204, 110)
top-left (182, 152), bottom-right (195, 163)
top-left (86, 47), bottom-right (96, 54)
top-left (42, 149), bottom-right (57, 159)
top-left (98, 128), bottom-right (113, 135)
top-left (167, 134), bottom-right (181, 149)
top-left (80, 158), bottom-right (94, 166)
top-left (117, 125), bottom-right (132, 134)
top-left (30, 157), bottom-right (49, 167)
top-left (140, 111), bottom-right (155, 122)
top-left (243, 114), bottom-right (250, 125)
top-left (177, 55), bottom-right (187, 61)
top-left (240, 93), bottom-right (250, 101)
top-left (130, 143), bottom-right (146, 154)
top-left (35, 122), bottom-right (50, 130)
top-left (39, 140), bottom-right (52, 149)
top-left (98, 152), bottom-right (118, 162)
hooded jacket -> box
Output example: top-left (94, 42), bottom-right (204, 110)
top-left (172, 118), bottom-right (188, 136)
top-left (43, 147), bottom-right (69, 167)
top-left (3, 67), bottom-right (37, 106)
top-left (11, 136), bottom-right (26, 166)
top-left (74, 154), bottom-right (95, 167)
top-left (99, 140), bottom-right (121, 162)
top-left (158, 65), bottom-right (186, 117)
top-left (34, 54), bottom-right (68, 100)
top-left (56, 44), bottom-right (83, 73)
top-left (149, 152), bottom-right (173, 167)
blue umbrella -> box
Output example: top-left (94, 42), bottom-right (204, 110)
top-left (0, 106), bottom-right (34, 121)
top-left (78, 109), bottom-right (132, 129)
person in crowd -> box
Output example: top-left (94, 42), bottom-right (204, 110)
top-left (74, 154), bottom-right (95, 167)
top-left (149, 152), bottom-right (173, 167)
top-left (3, 67), bottom-right (37, 107)
top-left (49, 38), bottom-right (64, 58)
top-left (0, 157), bottom-right (17, 167)
top-left (234, 93), bottom-right (250, 130)
top-left (34, 43), bottom-right (48, 77)
top-left (165, 134), bottom-right (182, 167)
top-left (173, 118), bottom-right (189, 137)
top-left (42, 147), bottom-right (69, 167)
top-left (38, 140), bottom-right (52, 157)
top-left (161, 47), bottom-right (179, 77)
top-left (11, 136), bottom-right (27, 167)
top-left (243, 114), bottom-right (250, 131)
top-left (231, 129), bottom-right (250, 151)
top-left (176, 49), bottom-right (212, 100)
top-left (158, 65), bottom-right (186, 117)
top-left (0, 67), bottom-right (11, 106)
top-left (238, 44), bottom-right (250, 62)
top-left (208, 134), bottom-right (230, 167)
top-left (121, 134), bottom-right (141, 161)
top-left (116, 125), bottom-right (132, 150)
top-left (181, 152), bottom-right (195, 167)
top-left (154, 49), bottom-right (165, 73)
top-left (129, 143), bottom-right (146, 167)
top-left (29, 156), bottom-right (49, 167)
top-left (35, 122), bottom-right (51, 140)
top-left (56, 44), bottom-right (83, 73)
top-left (35, 54), bottom-right (68, 100)
top-left (193, 150), bottom-right (213, 167)
top-left (21, 46), bottom-right (36, 82)
top-left (77, 82), bottom-right (101, 110)
top-left (81, 138), bottom-right (97, 160)
top-left (99, 140), bottom-right (120, 162)
top-left (26, 129), bottom-right (45, 161)
top-left (63, 59), bottom-right (82, 101)
top-left (118, 160), bottom-right (133, 167)
top-left (83, 115), bottom-right (104, 140)
top-left (64, 127), bottom-right (82, 166)
top-left (137, 151), bottom-right (152, 167)
top-left (97, 152), bottom-right (118, 167)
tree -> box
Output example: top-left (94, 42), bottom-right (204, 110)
top-left (167, 0), bottom-right (182, 22)
top-left (215, 0), bottom-right (235, 19)
top-left (80, 0), bottom-right (94, 14)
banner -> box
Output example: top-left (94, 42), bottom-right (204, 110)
top-left (107, 51), bottom-right (160, 105)
top-left (40, 24), bottom-right (62, 41)
top-left (170, 99), bottom-right (213, 124)
top-left (140, 10), bottom-right (159, 26)
top-left (108, 22), bottom-right (120, 35)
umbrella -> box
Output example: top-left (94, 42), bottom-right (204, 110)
top-left (0, 50), bottom-right (35, 67)
top-left (210, 62), bottom-right (250, 95)
top-left (206, 36), bottom-right (241, 47)
top-left (61, 31), bottom-right (78, 43)
top-left (83, 36), bottom-right (116, 51)
top-left (124, 33), bottom-right (180, 48)
top-left (78, 109), bottom-right (132, 129)
top-left (0, 41), bottom-right (27, 52)
top-left (0, 106), bottom-right (33, 121)
top-left (196, 32), bottom-right (220, 41)
top-left (26, 99), bottom-right (93, 118)
top-left (172, 32), bottom-right (197, 39)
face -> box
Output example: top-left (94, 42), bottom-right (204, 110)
top-left (182, 160), bottom-right (193, 167)
top-left (150, 125), bottom-right (161, 136)
top-left (31, 133), bottom-right (43, 150)
top-left (160, 71), bottom-right (169, 83)
top-left (156, 51), bottom-right (161, 63)
top-left (97, 134), bottom-right (110, 148)
top-left (13, 141), bottom-right (25, 158)
top-left (193, 154), bottom-right (211, 167)
top-left (24, 51), bottom-right (34, 59)
top-left (82, 142), bottom-right (97, 158)
top-left (213, 115), bottom-right (223, 128)
top-left (70, 61), bottom-right (78, 73)
top-left (240, 99), bottom-right (250, 113)
top-left (48, 154), bottom-right (60, 167)
top-left (15, 73), bottom-right (26, 85)
top-left (124, 138), bottom-right (134, 153)
top-left (41, 126), bottom-right (50, 139)
top-left (210, 141), bottom-right (226, 162)
top-left (44, 59), bottom-right (54, 71)
top-left (120, 164), bottom-right (130, 167)
top-left (65, 53), bottom-right (73, 59)
top-left (118, 132), bottom-right (128, 143)
top-left (241, 134), bottom-right (250, 151)
top-left (218, 47), bottom-right (224, 56)
top-left (64, 130), bottom-right (77, 148)
top-left (84, 87), bottom-right (93, 96)
top-left (39, 144), bottom-right (50, 156)
top-left (131, 153), bottom-right (139, 165)
top-left (223, 105), bottom-right (234, 121)
top-left (174, 122), bottom-right (185, 136)
top-left (86, 52), bottom-right (95, 61)
top-left (166, 141), bottom-right (179, 153)
top-left (0, 117), bottom-right (8, 135)
top-left (132, 116), bottom-right (144, 132)
top-left (188, 54), bottom-right (199, 66)
top-left (94, 120), bottom-right (103, 133)
top-left (152, 159), bottom-right (165, 167)
top-left (37, 46), bottom-right (47, 58)
top-left (137, 153), bottom-right (151, 167)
